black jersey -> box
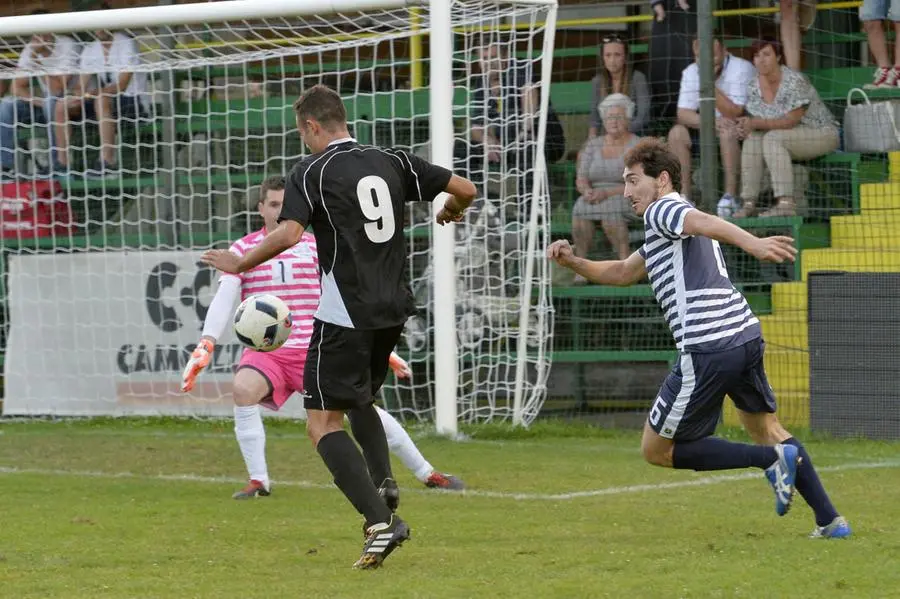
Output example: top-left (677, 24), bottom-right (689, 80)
top-left (279, 138), bottom-right (452, 329)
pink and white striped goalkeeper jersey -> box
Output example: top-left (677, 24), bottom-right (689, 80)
top-left (223, 229), bottom-right (319, 349)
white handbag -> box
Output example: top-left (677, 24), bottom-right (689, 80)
top-left (843, 87), bottom-right (900, 153)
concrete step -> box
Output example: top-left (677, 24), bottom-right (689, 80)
top-left (801, 248), bottom-right (900, 279)
top-left (771, 281), bottom-right (807, 313)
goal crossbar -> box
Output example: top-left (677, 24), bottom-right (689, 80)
top-left (0, 0), bottom-right (421, 37)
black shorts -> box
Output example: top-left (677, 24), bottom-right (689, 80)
top-left (80, 95), bottom-right (149, 123)
top-left (648, 337), bottom-right (777, 442)
top-left (303, 318), bottom-right (404, 411)
top-left (689, 128), bottom-right (702, 159)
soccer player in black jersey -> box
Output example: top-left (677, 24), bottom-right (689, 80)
top-left (202, 85), bottom-right (476, 568)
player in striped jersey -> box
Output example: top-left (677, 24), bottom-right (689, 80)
top-left (182, 176), bottom-right (464, 499)
top-left (548, 139), bottom-right (850, 539)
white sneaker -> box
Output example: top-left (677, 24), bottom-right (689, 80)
top-left (865, 66), bottom-right (899, 89)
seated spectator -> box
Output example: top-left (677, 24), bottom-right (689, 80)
top-left (589, 33), bottom-right (650, 137)
top-left (859, 0), bottom-right (900, 87)
top-left (667, 36), bottom-right (755, 207)
top-left (0, 8), bottom-right (79, 177)
top-left (54, 24), bottom-right (149, 177)
top-left (734, 38), bottom-right (838, 218)
top-left (571, 94), bottom-right (639, 282)
top-left (469, 43), bottom-right (566, 177)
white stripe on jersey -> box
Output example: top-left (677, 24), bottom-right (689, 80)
top-left (226, 229), bottom-right (319, 349)
top-left (641, 193), bottom-right (759, 352)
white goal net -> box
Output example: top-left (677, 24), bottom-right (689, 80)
top-left (0, 0), bottom-right (556, 426)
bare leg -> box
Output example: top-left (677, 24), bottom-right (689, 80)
top-left (601, 219), bottom-right (631, 260)
top-left (95, 94), bottom-right (117, 165)
top-left (667, 124), bottom-right (693, 198)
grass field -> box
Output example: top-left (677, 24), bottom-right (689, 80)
top-left (1, 418), bottom-right (898, 598)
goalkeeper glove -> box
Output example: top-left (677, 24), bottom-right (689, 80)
top-left (388, 352), bottom-right (412, 379)
top-left (182, 338), bottom-right (214, 392)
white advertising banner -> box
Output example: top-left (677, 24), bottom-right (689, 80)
top-left (3, 251), bottom-right (307, 418)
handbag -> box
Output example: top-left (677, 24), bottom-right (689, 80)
top-left (843, 87), bottom-right (900, 153)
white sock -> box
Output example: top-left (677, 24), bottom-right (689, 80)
top-left (376, 406), bottom-right (433, 483)
top-left (234, 404), bottom-right (269, 488)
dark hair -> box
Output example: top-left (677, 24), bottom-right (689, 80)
top-left (750, 37), bottom-right (782, 60)
top-left (623, 138), bottom-right (682, 193)
top-left (29, 8), bottom-right (51, 15)
top-left (293, 85), bottom-right (346, 130)
top-left (259, 175), bottom-right (285, 202)
top-left (597, 35), bottom-right (632, 99)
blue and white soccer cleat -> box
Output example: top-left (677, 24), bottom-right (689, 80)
top-left (764, 443), bottom-right (800, 516)
top-left (809, 516), bottom-right (852, 539)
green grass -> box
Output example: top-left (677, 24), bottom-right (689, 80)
top-left (0, 419), bottom-right (899, 598)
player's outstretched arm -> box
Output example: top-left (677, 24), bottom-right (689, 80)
top-left (547, 240), bottom-right (646, 286)
top-left (202, 220), bottom-right (304, 274)
top-left (681, 210), bottom-right (797, 264)
top-left (388, 352), bottom-right (412, 379)
top-left (182, 276), bottom-right (241, 392)
top-left (436, 175), bottom-right (477, 225)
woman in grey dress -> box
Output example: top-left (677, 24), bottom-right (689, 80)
top-left (572, 94), bottom-right (640, 283)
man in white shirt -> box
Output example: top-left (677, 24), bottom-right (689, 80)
top-left (54, 21), bottom-right (149, 177)
top-left (667, 37), bottom-right (755, 209)
top-left (0, 8), bottom-right (80, 177)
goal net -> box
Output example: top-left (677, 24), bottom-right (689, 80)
top-left (0, 0), bottom-right (556, 426)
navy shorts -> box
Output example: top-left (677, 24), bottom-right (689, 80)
top-left (648, 337), bottom-right (777, 441)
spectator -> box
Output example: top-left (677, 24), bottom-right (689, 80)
top-left (54, 25), bottom-right (149, 177)
top-left (734, 38), bottom-right (838, 218)
top-left (571, 94), bottom-right (639, 282)
top-left (589, 33), bottom-right (651, 137)
top-left (859, 0), bottom-right (900, 87)
top-left (469, 43), bottom-right (566, 179)
top-left (648, 0), bottom-right (696, 127)
top-left (778, 0), bottom-right (818, 71)
top-left (667, 36), bottom-right (755, 207)
top-left (0, 8), bottom-right (79, 177)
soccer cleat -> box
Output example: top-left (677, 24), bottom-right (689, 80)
top-left (809, 516), bottom-right (852, 539)
top-left (425, 471), bottom-right (466, 491)
top-left (377, 478), bottom-right (400, 512)
top-left (353, 515), bottom-right (410, 570)
top-left (232, 479), bottom-right (271, 499)
top-left (764, 444), bottom-right (800, 516)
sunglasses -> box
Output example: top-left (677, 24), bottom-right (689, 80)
top-left (601, 34), bottom-right (626, 44)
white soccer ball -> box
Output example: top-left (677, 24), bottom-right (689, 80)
top-left (233, 294), bottom-right (293, 352)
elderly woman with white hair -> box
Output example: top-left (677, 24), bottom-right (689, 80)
top-left (571, 94), bottom-right (640, 282)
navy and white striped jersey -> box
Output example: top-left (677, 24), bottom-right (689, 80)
top-left (638, 193), bottom-right (761, 353)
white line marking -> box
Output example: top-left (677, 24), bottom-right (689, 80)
top-left (0, 427), bottom-right (640, 452)
top-left (1, 459), bottom-right (898, 501)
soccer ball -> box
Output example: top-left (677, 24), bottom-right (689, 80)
top-left (233, 294), bottom-right (292, 352)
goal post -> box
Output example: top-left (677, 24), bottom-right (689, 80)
top-left (0, 0), bottom-right (557, 429)
top-left (428, 0), bottom-right (459, 437)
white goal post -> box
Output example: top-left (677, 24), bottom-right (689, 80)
top-left (0, 0), bottom-right (558, 431)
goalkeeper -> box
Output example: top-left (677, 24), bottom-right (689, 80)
top-left (182, 175), bottom-right (464, 499)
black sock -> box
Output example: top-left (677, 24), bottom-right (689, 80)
top-left (673, 436), bottom-right (778, 471)
top-left (783, 437), bottom-right (840, 526)
top-left (347, 403), bottom-right (394, 488)
top-left (316, 430), bottom-right (393, 525)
